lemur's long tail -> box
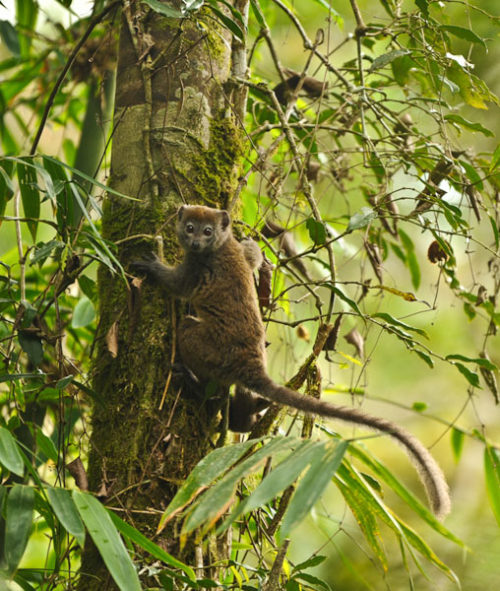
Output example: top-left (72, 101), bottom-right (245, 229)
top-left (243, 372), bottom-right (451, 519)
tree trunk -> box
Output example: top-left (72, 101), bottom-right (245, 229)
top-left (79, 2), bottom-right (247, 588)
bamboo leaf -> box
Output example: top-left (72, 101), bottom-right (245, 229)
top-left (17, 160), bottom-right (40, 242)
top-left (223, 440), bottom-right (326, 529)
top-left (336, 467), bottom-right (388, 569)
top-left (109, 511), bottom-right (197, 581)
top-left (73, 490), bottom-right (141, 591)
top-left (446, 353), bottom-right (497, 371)
top-left (336, 462), bottom-right (460, 582)
top-left (349, 445), bottom-right (463, 546)
top-left (484, 446), bottom-right (500, 528)
top-left (160, 438), bottom-right (259, 531)
top-left (183, 437), bottom-right (299, 534)
top-left (5, 485), bottom-right (35, 575)
top-left (444, 114), bottom-right (493, 137)
top-left (450, 428), bottom-right (465, 462)
top-left (0, 426), bottom-right (24, 476)
top-left (373, 312), bottom-right (428, 338)
top-left (281, 441), bottom-right (348, 538)
top-left (46, 487), bottom-right (85, 547)
top-left (327, 286), bottom-right (363, 316)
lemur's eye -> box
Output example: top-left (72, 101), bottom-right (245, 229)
top-left (186, 223), bottom-right (195, 234)
top-left (203, 227), bottom-right (213, 237)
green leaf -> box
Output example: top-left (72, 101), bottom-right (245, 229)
top-left (347, 207), bottom-right (376, 232)
top-left (0, 426), bottom-right (24, 476)
top-left (109, 511), bottom-right (197, 581)
top-left (281, 440), bottom-right (347, 538)
top-left (440, 25), bottom-right (486, 48)
top-left (415, 0), bottom-right (429, 17)
top-left (17, 160), bottom-right (40, 242)
top-left (249, 0), bottom-right (265, 26)
top-left (0, 165), bottom-right (15, 217)
top-left (223, 440), bottom-right (326, 529)
top-left (72, 297), bottom-right (96, 328)
top-left (36, 431), bottom-right (58, 463)
top-left (184, 437), bottom-right (298, 534)
top-left (327, 286), bottom-right (363, 316)
top-left (444, 114), bottom-right (493, 137)
top-left (484, 446), bottom-right (500, 528)
top-left (73, 490), bottom-right (141, 591)
top-left (5, 485), bottom-right (35, 575)
top-left (141, 0), bottom-right (183, 17)
top-left (372, 312), bottom-right (428, 338)
top-left (450, 428), bottom-right (465, 462)
top-left (446, 353), bottom-right (497, 371)
top-left (17, 331), bottom-right (43, 367)
top-left (368, 50), bottom-right (410, 73)
top-left (489, 215), bottom-right (500, 250)
top-left (30, 240), bottom-right (65, 266)
top-left (490, 144), bottom-right (500, 172)
top-left (399, 229), bottom-right (420, 290)
top-left (447, 62), bottom-right (497, 110)
top-left (336, 461), bottom-right (459, 582)
top-left (0, 20), bottom-right (21, 56)
top-left (306, 218), bottom-right (327, 245)
top-left (349, 445), bottom-right (463, 545)
top-left (335, 465), bottom-right (388, 569)
top-left (207, 3), bottom-right (245, 41)
top-left (453, 362), bottom-right (480, 387)
top-left (161, 438), bottom-right (258, 529)
top-left (47, 487), bottom-right (85, 548)
top-left (292, 555), bottom-right (327, 572)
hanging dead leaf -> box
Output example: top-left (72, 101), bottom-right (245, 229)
top-left (257, 254), bottom-right (274, 310)
top-left (106, 321), bottom-right (119, 358)
top-left (66, 457), bottom-right (89, 491)
top-left (323, 314), bottom-right (343, 351)
top-left (344, 328), bottom-right (365, 358)
top-left (427, 240), bottom-right (450, 264)
top-left (296, 324), bottom-right (310, 342)
top-left (479, 351), bottom-right (498, 404)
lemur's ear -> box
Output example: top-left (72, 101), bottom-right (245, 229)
top-left (177, 205), bottom-right (186, 220)
top-left (220, 210), bottom-right (231, 229)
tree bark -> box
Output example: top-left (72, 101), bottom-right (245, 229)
top-left (79, 2), bottom-right (247, 588)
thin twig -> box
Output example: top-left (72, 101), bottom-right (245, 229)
top-left (30, 1), bottom-right (120, 155)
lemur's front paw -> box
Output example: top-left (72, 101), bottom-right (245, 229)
top-left (130, 253), bottom-right (159, 275)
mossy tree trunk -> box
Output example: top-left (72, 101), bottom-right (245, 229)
top-left (79, 2), bottom-right (248, 588)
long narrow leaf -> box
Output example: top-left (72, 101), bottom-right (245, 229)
top-left (349, 444), bottom-right (463, 546)
top-left (484, 445), bottom-right (500, 528)
top-left (0, 426), bottom-right (24, 476)
top-left (17, 160), bottom-right (39, 242)
top-left (335, 472), bottom-right (388, 570)
top-left (222, 440), bottom-right (326, 530)
top-left (73, 490), bottom-right (141, 591)
top-left (109, 511), bottom-right (197, 581)
top-left (5, 485), bottom-right (35, 575)
top-left (281, 440), bottom-right (348, 538)
top-left (160, 438), bottom-right (260, 531)
top-left (183, 437), bottom-right (299, 534)
top-left (47, 487), bottom-right (85, 547)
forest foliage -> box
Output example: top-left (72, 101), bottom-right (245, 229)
top-left (0, 0), bottom-right (500, 589)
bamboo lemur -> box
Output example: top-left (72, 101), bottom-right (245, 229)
top-left (132, 205), bottom-right (451, 518)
